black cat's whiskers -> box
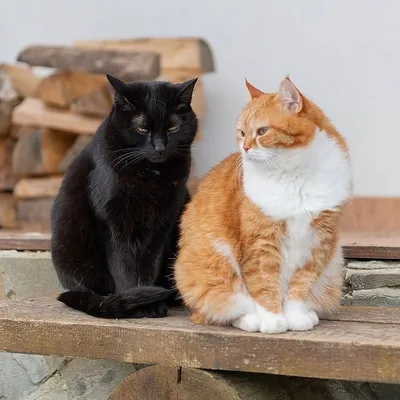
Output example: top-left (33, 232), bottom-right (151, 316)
top-left (117, 154), bottom-right (144, 172)
top-left (111, 149), bottom-right (143, 170)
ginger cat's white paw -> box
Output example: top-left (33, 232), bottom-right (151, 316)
top-left (284, 301), bottom-right (319, 331)
top-left (259, 313), bottom-right (288, 334)
top-left (232, 314), bottom-right (261, 332)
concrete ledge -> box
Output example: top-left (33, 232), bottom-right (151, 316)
top-left (0, 250), bottom-right (60, 300)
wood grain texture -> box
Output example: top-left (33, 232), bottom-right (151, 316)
top-left (17, 46), bottom-right (160, 81)
top-left (12, 128), bottom-right (76, 176)
top-left (0, 195), bottom-right (17, 228)
top-left (0, 231), bottom-right (50, 250)
top-left (110, 365), bottom-right (284, 400)
top-left (0, 63), bottom-right (41, 98)
top-left (0, 298), bottom-right (399, 383)
top-left (74, 37), bottom-right (214, 75)
top-left (12, 98), bottom-right (102, 134)
top-left (342, 232), bottom-right (400, 260)
top-left (35, 71), bottom-right (108, 108)
top-left (13, 176), bottom-right (62, 199)
top-left (341, 197), bottom-right (400, 233)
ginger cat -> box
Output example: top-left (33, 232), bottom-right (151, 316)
top-left (175, 77), bottom-right (352, 333)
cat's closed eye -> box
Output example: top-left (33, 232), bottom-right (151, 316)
top-left (168, 125), bottom-right (180, 133)
top-left (137, 127), bottom-right (149, 134)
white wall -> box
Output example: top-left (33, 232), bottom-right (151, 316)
top-left (2, 0), bottom-right (399, 195)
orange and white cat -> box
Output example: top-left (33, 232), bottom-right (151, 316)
top-left (175, 77), bottom-right (352, 333)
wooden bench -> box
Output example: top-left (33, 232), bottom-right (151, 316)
top-left (0, 232), bottom-right (399, 399)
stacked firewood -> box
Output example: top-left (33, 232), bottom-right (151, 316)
top-left (0, 38), bottom-right (213, 230)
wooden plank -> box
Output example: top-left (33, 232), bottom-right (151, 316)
top-left (325, 306), bottom-right (400, 325)
top-left (14, 176), bottom-right (62, 199)
top-left (12, 98), bottom-right (102, 134)
top-left (342, 232), bottom-right (400, 260)
top-left (0, 232), bottom-right (50, 250)
top-left (75, 38), bottom-right (214, 75)
top-left (0, 298), bottom-right (399, 383)
top-left (17, 46), bottom-right (160, 81)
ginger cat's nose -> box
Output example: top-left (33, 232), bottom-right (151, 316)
top-left (243, 145), bottom-right (250, 153)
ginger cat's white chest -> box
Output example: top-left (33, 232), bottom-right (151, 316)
top-left (242, 131), bottom-right (351, 280)
top-left (242, 131), bottom-right (351, 220)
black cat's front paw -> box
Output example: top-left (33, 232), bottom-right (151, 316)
top-left (132, 301), bottom-right (168, 318)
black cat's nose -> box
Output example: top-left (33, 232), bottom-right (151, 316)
top-left (154, 143), bottom-right (166, 154)
top-left (153, 135), bottom-right (166, 154)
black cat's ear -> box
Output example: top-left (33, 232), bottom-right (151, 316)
top-left (176, 78), bottom-right (198, 104)
top-left (107, 74), bottom-right (134, 110)
top-left (107, 74), bottom-right (128, 94)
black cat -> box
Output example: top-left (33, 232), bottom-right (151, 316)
top-left (51, 74), bottom-right (198, 318)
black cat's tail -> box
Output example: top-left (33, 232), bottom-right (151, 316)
top-left (57, 286), bottom-right (172, 319)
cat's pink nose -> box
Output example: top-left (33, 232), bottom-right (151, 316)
top-left (243, 145), bottom-right (250, 153)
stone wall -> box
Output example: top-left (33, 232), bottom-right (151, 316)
top-left (0, 251), bottom-right (399, 399)
top-left (343, 260), bottom-right (400, 306)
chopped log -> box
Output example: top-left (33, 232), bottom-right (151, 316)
top-left (58, 135), bottom-right (92, 172)
top-left (17, 198), bottom-right (53, 225)
top-left (9, 125), bottom-right (33, 139)
top-left (0, 63), bottom-right (41, 98)
top-left (0, 69), bottom-right (21, 136)
top-left (110, 365), bottom-right (283, 400)
top-left (0, 69), bottom-right (19, 103)
top-left (0, 137), bottom-right (16, 190)
top-left (35, 71), bottom-right (109, 108)
top-left (0, 103), bottom-right (13, 136)
top-left (0, 194), bottom-right (17, 228)
top-left (75, 37), bottom-right (214, 75)
top-left (13, 176), bottom-right (62, 199)
top-left (70, 85), bottom-right (112, 117)
top-left (12, 128), bottom-right (76, 176)
top-left (17, 46), bottom-right (160, 81)
top-left (12, 98), bottom-right (102, 134)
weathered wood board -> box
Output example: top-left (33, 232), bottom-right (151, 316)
top-left (0, 299), bottom-right (399, 384)
top-left (17, 46), bottom-right (160, 81)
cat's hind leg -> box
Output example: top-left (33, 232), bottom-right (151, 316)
top-left (176, 240), bottom-right (259, 331)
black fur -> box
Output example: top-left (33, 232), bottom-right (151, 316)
top-left (51, 75), bottom-right (198, 318)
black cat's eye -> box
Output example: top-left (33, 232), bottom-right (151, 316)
top-left (137, 127), bottom-right (149, 134)
top-left (256, 126), bottom-right (269, 136)
top-left (168, 125), bottom-right (180, 133)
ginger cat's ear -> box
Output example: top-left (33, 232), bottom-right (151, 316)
top-left (245, 79), bottom-right (264, 99)
top-left (278, 76), bottom-right (303, 113)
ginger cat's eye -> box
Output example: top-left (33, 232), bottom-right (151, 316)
top-left (239, 130), bottom-right (245, 137)
top-left (256, 127), bottom-right (269, 136)
top-left (137, 127), bottom-right (149, 134)
top-left (168, 125), bottom-right (180, 133)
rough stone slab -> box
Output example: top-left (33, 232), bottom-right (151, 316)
top-left (0, 352), bottom-right (66, 399)
top-left (343, 288), bottom-right (400, 307)
top-left (24, 358), bottom-right (137, 400)
top-left (0, 250), bottom-right (60, 300)
top-left (346, 260), bottom-right (400, 270)
top-left (345, 268), bottom-right (400, 290)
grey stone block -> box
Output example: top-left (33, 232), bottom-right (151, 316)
top-left (345, 267), bottom-right (400, 290)
top-left (346, 260), bottom-right (400, 270)
top-left (0, 250), bottom-right (61, 300)
top-left (343, 287), bottom-right (400, 306)
top-left (24, 358), bottom-right (137, 400)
